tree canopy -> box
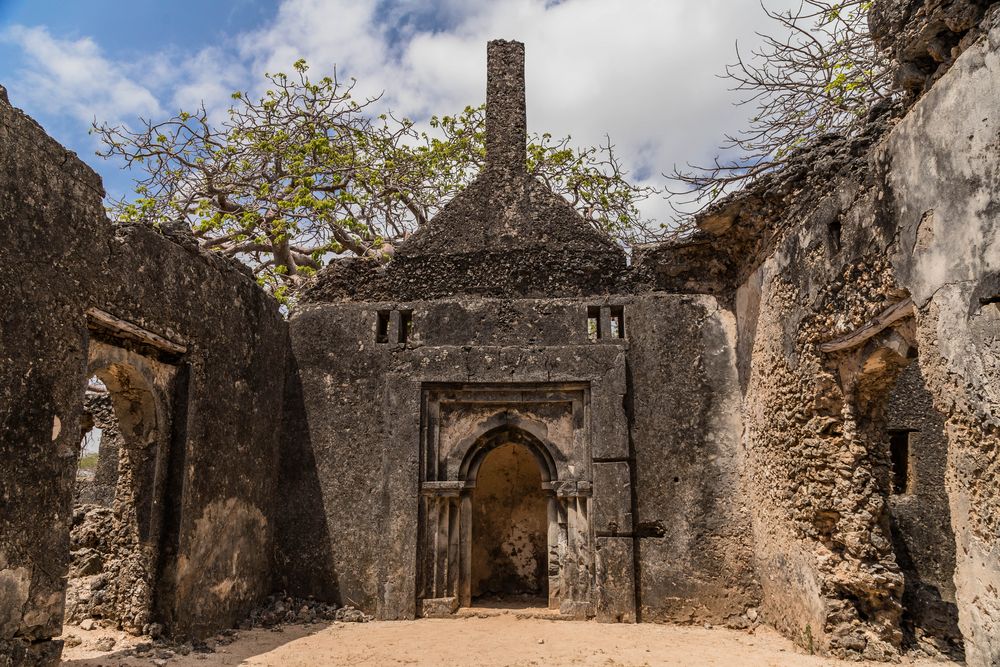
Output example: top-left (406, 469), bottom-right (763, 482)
top-left (94, 60), bottom-right (661, 301)
top-left (669, 0), bottom-right (893, 218)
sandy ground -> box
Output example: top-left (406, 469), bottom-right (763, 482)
top-left (60, 613), bottom-right (951, 667)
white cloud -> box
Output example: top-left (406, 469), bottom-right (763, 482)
top-left (1, 25), bottom-right (162, 125)
top-left (168, 47), bottom-right (248, 119)
top-left (235, 0), bottom-right (802, 221)
top-left (2, 1), bottom-right (803, 223)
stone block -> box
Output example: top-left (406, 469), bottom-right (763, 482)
top-left (591, 388), bottom-right (629, 460)
top-left (419, 597), bottom-right (458, 618)
top-left (592, 462), bottom-right (632, 534)
top-left (595, 537), bottom-right (636, 623)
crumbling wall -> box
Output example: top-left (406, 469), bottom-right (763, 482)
top-left (870, 0), bottom-right (996, 96)
top-left (75, 393), bottom-right (123, 506)
top-left (0, 89), bottom-right (289, 664)
top-left (884, 16), bottom-right (1000, 662)
top-left (739, 221), bottom-right (906, 660)
top-left (669, 9), bottom-right (1000, 664)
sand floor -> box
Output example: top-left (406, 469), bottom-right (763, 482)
top-left (60, 613), bottom-right (951, 667)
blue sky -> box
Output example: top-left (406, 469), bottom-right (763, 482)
top-left (0, 0), bottom-right (279, 196)
top-left (0, 0), bottom-right (798, 219)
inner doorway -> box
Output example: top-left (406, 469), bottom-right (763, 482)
top-left (471, 443), bottom-right (548, 606)
top-left (67, 363), bottom-right (162, 635)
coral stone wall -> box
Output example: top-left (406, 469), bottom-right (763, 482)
top-left (885, 16), bottom-right (1000, 662)
top-left (0, 90), bottom-right (288, 665)
top-left (681, 9), bottom-right (1000, 664)
top-left (278, 293), bottom-right (756, 625)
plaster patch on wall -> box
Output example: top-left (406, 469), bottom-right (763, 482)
top-left (0, 566), bottom-right (31, 636)
top-left (176, 497), bottom-right (269, 608)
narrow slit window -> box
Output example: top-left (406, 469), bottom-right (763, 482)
top-left (376, 310), bottom-right (390, 344)
top-left (610, 305), bottom-right (625, 339)
top-left (829, 218), bottom-right (842, 254)
top-left (587, 306), bottom-right (601, 342)
top-left (399, 310), bottom-right (413, 344)
top-left (889, 429), bottom-right (911, 494)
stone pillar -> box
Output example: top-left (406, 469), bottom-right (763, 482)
top-left (485, 39), bottom-right (526, 175)
top-left (547, 495), bottom-right (561, 609)
top-left (418, 482), bottom-right (464, 616)
top-left (556, 481), bottom-right (594, 618)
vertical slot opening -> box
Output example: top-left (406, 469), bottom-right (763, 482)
top-left (399, 310), bottom-right (413, 344)
top-left (376, 310), bottom-right (390, 344)
top-left (889, 429), bottom-right (911, 494)
top-left (610, 305), bottom-right (625, 339)
top-left (829, 218), bottom-right (842, 254)
top-left (587, 306), bottom-right (601, 342)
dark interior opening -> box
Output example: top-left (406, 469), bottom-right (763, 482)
top-left (471, 443), bottom-right (548, 606)
top-left (375, 310), bottom-right (390, 344)
top-left (889, 429), bottom-right (911, 495)
top-left (399, 310), bottom-right (413, 344)
top-left (829, 217), bottom-right (842, 253)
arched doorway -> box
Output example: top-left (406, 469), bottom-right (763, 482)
top-left (418, 419), bottom-right (592, 616)
top-left (66, 344), bottom-right (174, 636)
top-left (471, 442), bottom-right (548, 603)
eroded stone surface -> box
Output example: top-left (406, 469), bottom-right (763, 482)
top-left (4, 24), bottom-right (1000, 667)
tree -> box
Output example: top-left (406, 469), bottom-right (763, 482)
top-left (94, 60), bottom-right (660, 300)
top-left (668, 1), bottom-right (893, 221)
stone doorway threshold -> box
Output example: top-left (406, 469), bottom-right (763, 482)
top-left (458, 595), bottom-right (564, 620)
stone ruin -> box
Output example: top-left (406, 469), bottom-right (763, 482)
top-left (2, 3), bottom-right (1000, 664)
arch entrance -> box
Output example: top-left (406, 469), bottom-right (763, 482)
top-left (471, 441), bottom-right (548, 601)
top-left (417, 384), bottom-right (594, 617)
top-left (64, 330), bottom-right (182, 635)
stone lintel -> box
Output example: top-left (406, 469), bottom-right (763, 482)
top-left (421, 481), bottom-right (467, 496)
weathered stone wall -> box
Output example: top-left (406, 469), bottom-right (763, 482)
top-left (870, 0), bottom-right (996, 96)
top-left (278, 292), bottom-right (756, 625)
top-left (737, 198), bottom-right (905, 660)
top-left (664, 10), bottom-right (1000, 664)
top-left (75, 392), bottom-right (123, 507)
top-left (0, 90), bottom-right (288, 664)
top-left (885, 364), bottom-right (961, 655)
top-left (625, 295), bottom-right (758, 626)
top-left (884, 17), bottom-right (1000, 662)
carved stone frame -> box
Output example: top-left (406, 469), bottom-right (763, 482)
top-left (416, 383), bottom-right (594, 617)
